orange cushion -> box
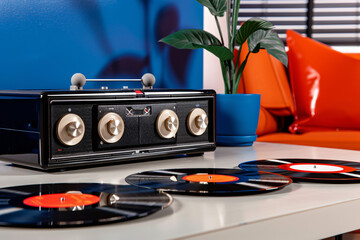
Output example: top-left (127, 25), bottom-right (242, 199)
top-left (257, 131), bottom-right (360, 151)
top-left (235, 46), bottom-right (294, 116)
top-left (346, 53), bottom-right (360, 60)
top-left (256, 106), bottom-right (278, 136)
top-left (287, 30), bottom-right (360, 133)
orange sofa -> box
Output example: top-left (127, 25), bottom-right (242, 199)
top-left (236, 30), bottom-right (360, 151)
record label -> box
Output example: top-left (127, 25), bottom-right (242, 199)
top-left (182, 174), bottom-right (239, 183)
top-left (23, 193), bottom-right (100, 208)
top-left (278, 163), bottom-right (356, 173)
top-left (239, 158), bottom-right (360, 182)
top-left (0, 183), bottom-right (172, 227)
top-left (125, 168), bottom-right (292, 196)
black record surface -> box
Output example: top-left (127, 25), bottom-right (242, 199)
top-left (125, 168), bottom-right (292, 196)
top-left (0, 183), bottom-right (172, 227)
top-left (239, 158), bottom-right (360, 182)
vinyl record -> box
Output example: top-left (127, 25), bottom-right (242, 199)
top-left (239, 158), bottom-right (360, 182)
top-left (0, 183), bottom-right (172, 227)
top-left (125, 168), bottom-right (292, 196)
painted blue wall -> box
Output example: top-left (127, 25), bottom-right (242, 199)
top-left (0, 0), bottom-right (203, 90)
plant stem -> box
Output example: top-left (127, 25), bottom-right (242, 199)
top-left (226, 63), bottom-right (232, 94)
top-left (215, 16), bottom-right (224, 45)
top-left (226, 60), bottom-right (234, 94)
top-left (234, 45), bottom-right (242, 71)
top-left (226, 0), bottom-right (231, 49)
top-left (233, 51), bottom-right (251, 94)
top-left (220, 60), bottom-right (230, 93)
top-left (230, 60), bottom-right (235, 93)
top-left (230, 0), bottom-right (241, 50)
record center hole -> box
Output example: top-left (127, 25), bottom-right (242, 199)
top-left (182, 174), bottom-right (239, 183)
top-left (23, 193), bottom-right (100, 208)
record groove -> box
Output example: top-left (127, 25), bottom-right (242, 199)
top-left (0, 183), bottom-right (172, 227)
top-left (125, 168), bottom-right (292, 196)
top-left (239, 158), bottom-right (360, 182)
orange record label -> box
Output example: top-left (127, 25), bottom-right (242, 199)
top-left (23, 193), bottom-right (100, 208)
top-left (182, 174), bottom-right (239, 183)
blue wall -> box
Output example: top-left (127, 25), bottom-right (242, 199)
top-left (0, 0), bottom-right (203, 90)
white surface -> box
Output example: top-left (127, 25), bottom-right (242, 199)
top-left (1, 143), bottom-right (360, 239)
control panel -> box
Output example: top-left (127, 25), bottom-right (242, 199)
top-left (51, 99), bottom-right (212, 158)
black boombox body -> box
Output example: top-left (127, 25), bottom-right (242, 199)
top-left (0, 89), bottom-right (216, 170)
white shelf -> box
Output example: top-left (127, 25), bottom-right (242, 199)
top-left (1, 142), bottom-right (360, 239)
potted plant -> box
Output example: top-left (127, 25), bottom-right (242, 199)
top-left (160, 0), bottom-right (287, 146)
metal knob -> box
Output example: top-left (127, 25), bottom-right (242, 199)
top-left (107, 119), bottom-right (121, 136)
top-left (165, 116), bottom-right (178, 132)
top-left (196, 114), bottom-right (208, 129)
top-left (187, 108), bottom-right (208, 136)
top-left (56, 114), bottom-right (85, 146)
top-left (156, 109), bottom-right (179, 139)
top-left (66, 121), bottom-right (83, 138)
top-left (98, 112), bottom-right (124, 143)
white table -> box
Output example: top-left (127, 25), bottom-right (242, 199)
top-left (1, 142), bottom-right (360, 240)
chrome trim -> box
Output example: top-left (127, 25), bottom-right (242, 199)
top-left (144, 91), bottom-right (203, 95)
top-left (47, 92), bottom-right (137, 98)
top-left (0, 127), bottom-right (40, 134)
top-left (51, 142), bottom-right (213, 160)
top-left (49, 96), bottom-right (213, 104)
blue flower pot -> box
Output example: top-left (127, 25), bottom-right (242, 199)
top-left (216, 94), bottom-right (261, 146)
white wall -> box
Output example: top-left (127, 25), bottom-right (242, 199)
top-left (203, 8), bottom-right (228, 93)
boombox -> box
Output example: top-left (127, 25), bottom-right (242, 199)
top-left (0, 80), bottom-right (216, 170)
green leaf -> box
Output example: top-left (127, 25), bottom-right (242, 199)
top-left (196, 0), bottom-right (227, 17)
top-left (159, 29), bottom-right (233, 60)
top-left (235, 18), bottom-right (274, 46)
top-left (197, 44), bottom-right (234, 60)
top-left (247, 29), bottom-right (268, 52)
top-left (160, 29), bottom-right (221, 49)
top-left (252, 44), bottom-right (261, 53)
top-left (248, 30), bottom-right (288, 67)
top-left (259, 32), bottom-right (288, 67)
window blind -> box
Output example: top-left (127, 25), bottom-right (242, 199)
top-left (313, 0), bottom-right (360, 45)
top-left (236, 0), bottom-right (360, 45)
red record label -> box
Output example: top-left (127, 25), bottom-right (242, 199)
top-left (182, 174), bottom-right (239, 183)
top-left (23, 193), bottom-right (100, 208)
top-left (278, 163), bottom-right (357, 173)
